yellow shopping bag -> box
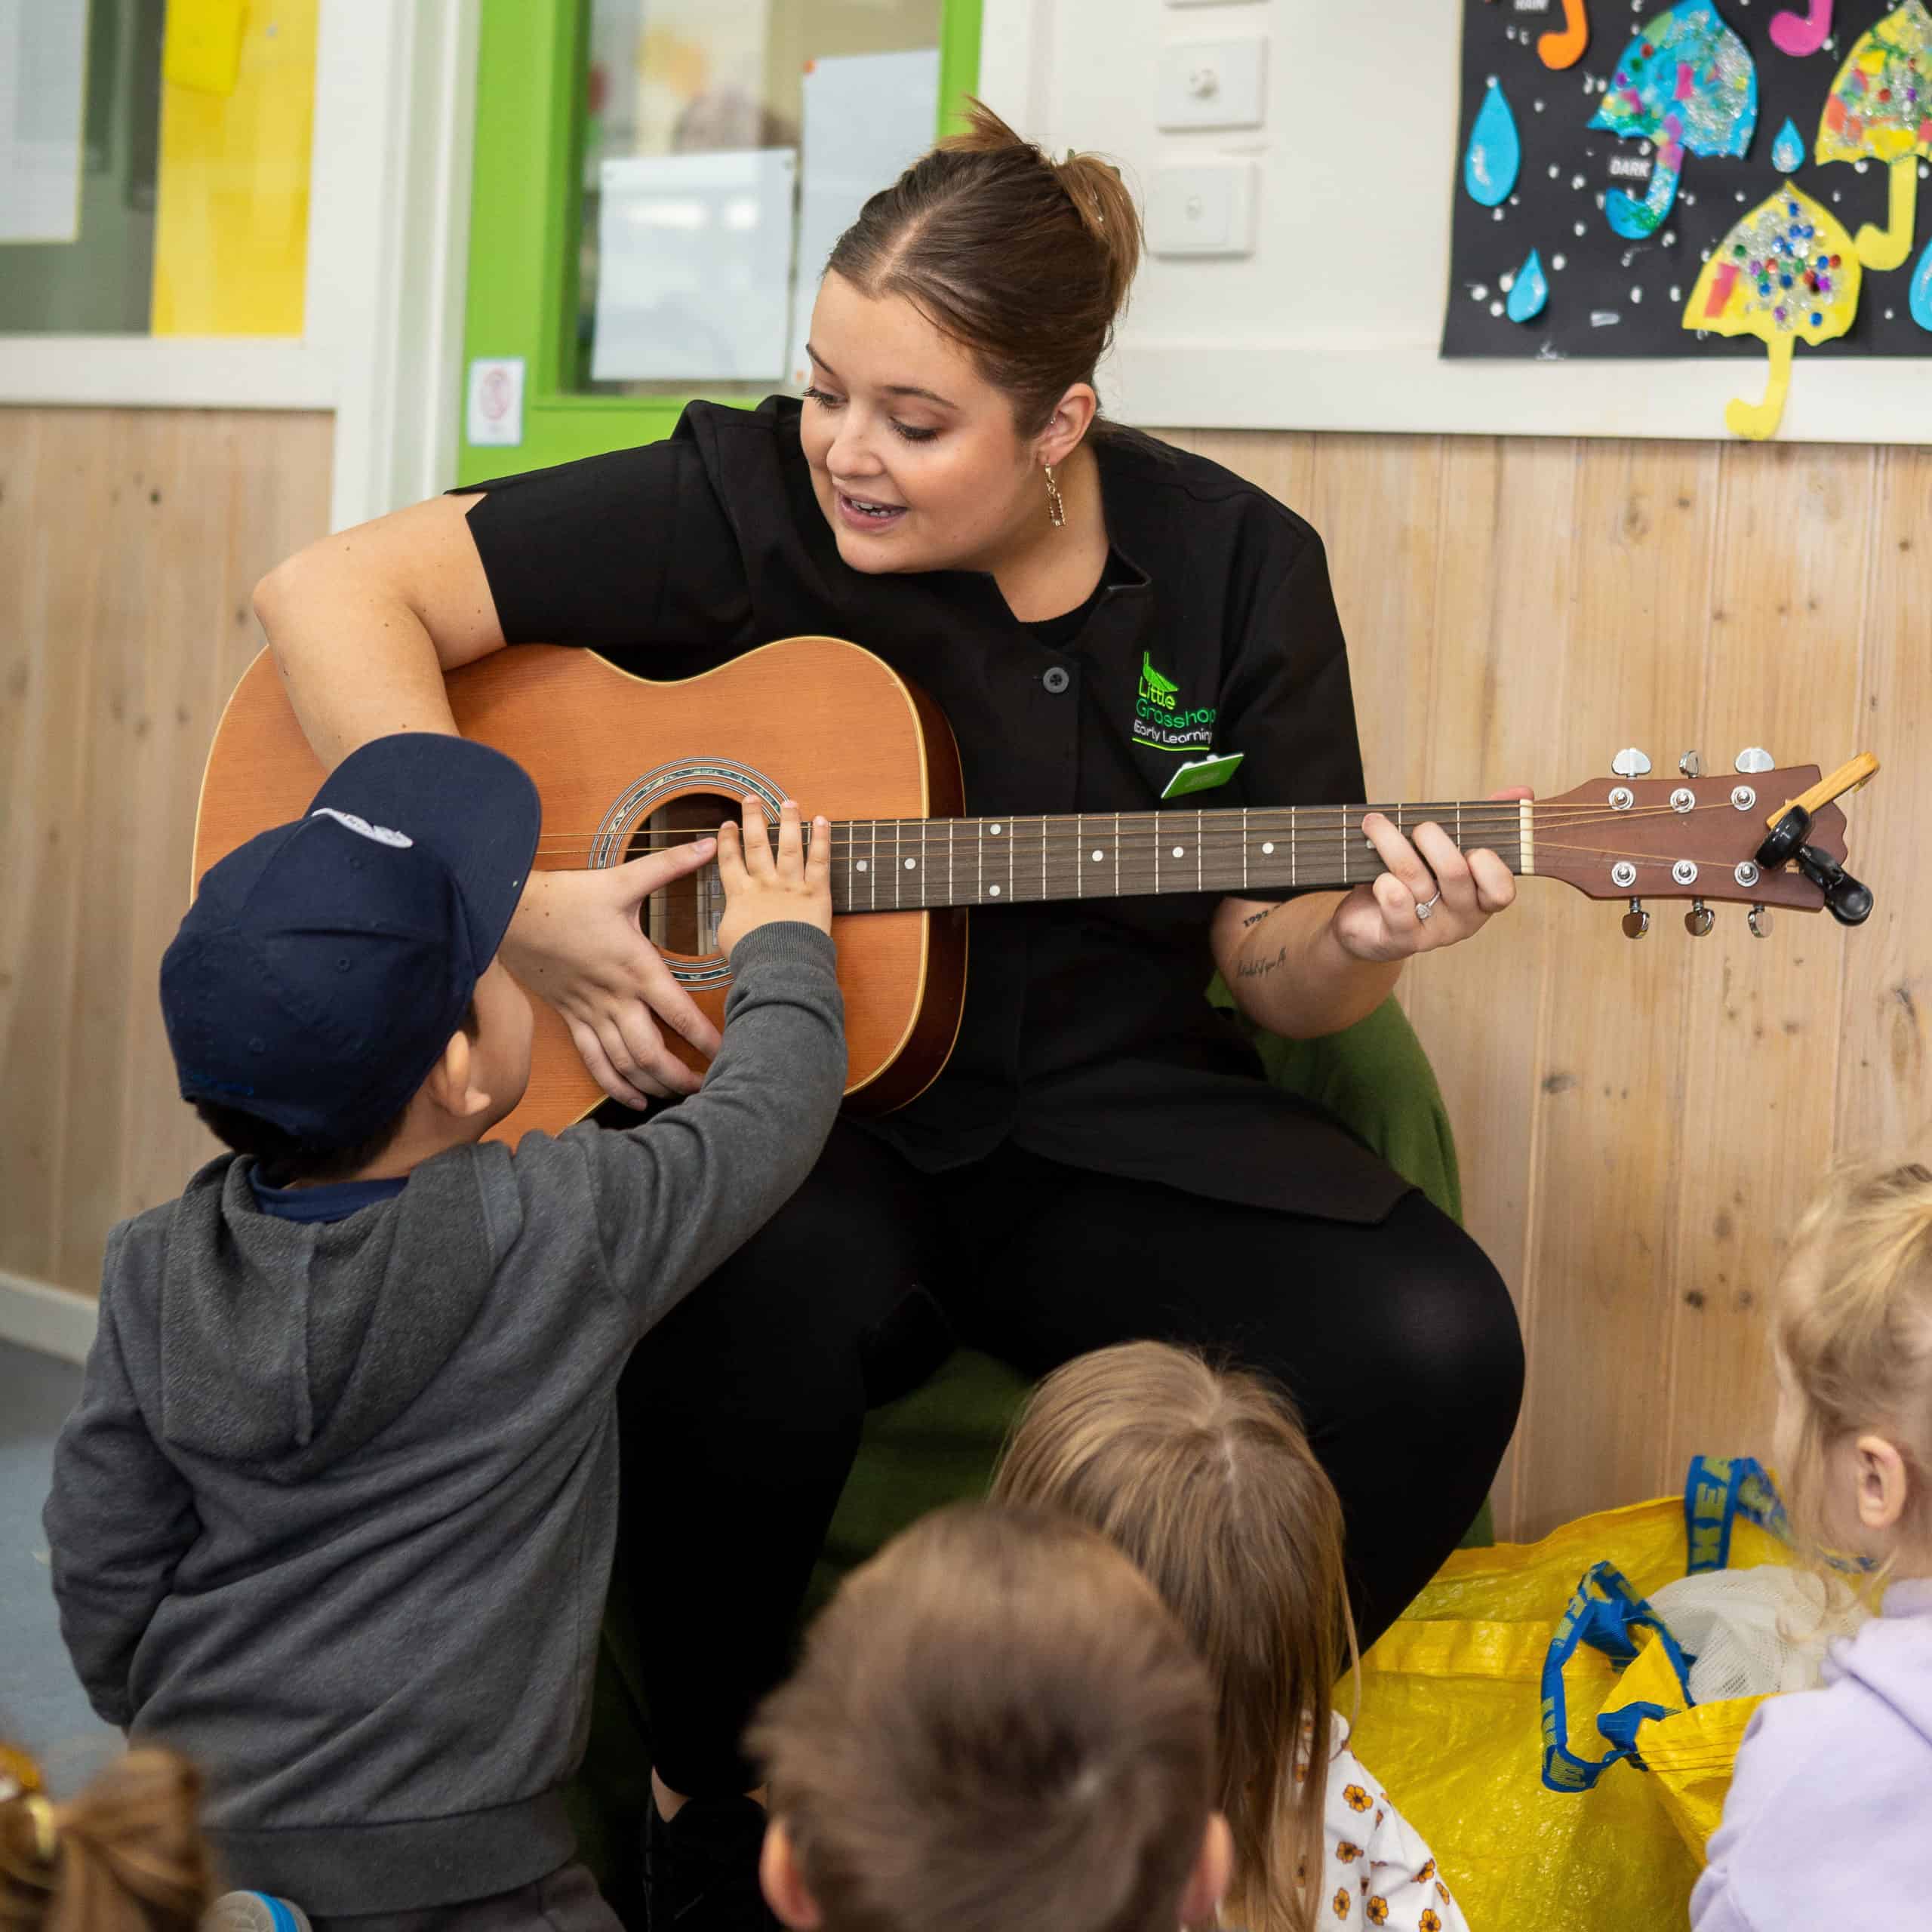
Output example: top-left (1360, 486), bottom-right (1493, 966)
top-left (1349, 1459), bottom-right (1792, 1931)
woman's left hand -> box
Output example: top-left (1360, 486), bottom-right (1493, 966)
top-left (1329, 788), bottom-right (1534, 964)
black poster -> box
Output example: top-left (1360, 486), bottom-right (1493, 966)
top-left (1444, 0), bottom-right (1932, 359)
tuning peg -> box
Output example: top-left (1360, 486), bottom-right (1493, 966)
top-left (1612, 748), bottom-right (1654, 778)
top-left (1749, 906), bottom-right (1774, 939)
top-left (1622, 898), bottom-right (1651, 939)
top-left (1796, 845), bottom-right (1875, 927)
top-left (1734, 747), bottom-right (1774, 774)
top-left (1684, 900), bottom-right (1715, 937)
top-left (1678, 750), bottom-right (1703, 777)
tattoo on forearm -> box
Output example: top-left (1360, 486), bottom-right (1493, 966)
top-left (1241, 910), bottom-right (1271, 928)
top-left (1236, 945), bottom-right (1289, 981)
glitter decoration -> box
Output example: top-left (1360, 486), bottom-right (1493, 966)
top-left (1554, 251), bottom-right (1570, 266)
top-left (1814, 1), bottom-right (1932, 269)
top-left (1773, 116), bottom-right (1807, 170)
top-left (1509, 248), bottom-right (1552, 319)
top-left (1466, 78), bottom-right (1523, 205)
top-left (1684, 185), bottom-right (1862, 436)
top-left (1911, 231), bottom-right (1932, 323)
top-left (1770, 0), bottom-right (1833, 58)
top-left (1590, 2), bottom-right (1758, 238)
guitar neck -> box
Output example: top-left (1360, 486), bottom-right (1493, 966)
top-left (821, 801), bottom-right (1534, 913)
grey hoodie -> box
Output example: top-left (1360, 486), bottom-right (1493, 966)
top-left (44, 923), bottom-right (843, 1917)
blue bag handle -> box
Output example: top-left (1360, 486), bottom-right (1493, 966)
top-left (1684, 1455), bottom-right (1791, 1574)
top-left (1540, 1456), bottom-right (1796, 1795)
top-left (1540, 1561), bottom-right (1697, 1792)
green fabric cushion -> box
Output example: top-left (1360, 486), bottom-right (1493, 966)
top-left (573, 994), bottom-right (1482, 1914)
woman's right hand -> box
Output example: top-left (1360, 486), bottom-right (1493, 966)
top-left (500, 844), bottom-right (724, 1106)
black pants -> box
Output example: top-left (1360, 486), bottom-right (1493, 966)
top-left (614, 1119), bottom-right (1524, 1798)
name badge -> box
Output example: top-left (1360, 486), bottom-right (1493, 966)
top-left (1160, 752), bottom-right (1244, 801)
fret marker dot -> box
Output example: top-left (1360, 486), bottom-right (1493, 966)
top-left (991, 823), bottom-right (1002, 835)
top-left (1262, 841), bottom-right (1275, 855)
top-left (1173, 845), bottom-right (1185, 859)
top-left (856, 860), bottom-right (868, 872)
top-left (1091, 849), bottom-right (1103, 862)
top-left (904, 858), bottom-right (916, 870)
top-left (989, 884), bottom-right (1001, 896)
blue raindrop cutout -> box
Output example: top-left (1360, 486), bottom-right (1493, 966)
top-left (1507, 250), bottom-right (1549, 323)
top-left (1910, 234), bottom-right (1932, 332)
top-left (1771, 117), bottom-right (1805, 175)
top-left (1465, 79), bottom-right (1520, 208)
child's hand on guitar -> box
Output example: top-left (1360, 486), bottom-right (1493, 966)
top-left (715, 797), bottom-right (834, 957)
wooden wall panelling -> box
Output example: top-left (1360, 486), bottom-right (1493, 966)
top-left (55, 412), bottom-right (165, 1286)
top-left (1835, 445), bottom-right (1932, 1162)
top-left (1660, 443), bottom-right (1875, 1484)
top-left (1, 413), bottom-right (109, 1284)
top-left (1305, 435), bottom-right (1448, 807)
top-left (0, 407), bottom-right (333, 1297)
top-left (1402, 435), bottom-right (1579, 1537)
top-left (1510, 442), bottom-right (1721, 1537)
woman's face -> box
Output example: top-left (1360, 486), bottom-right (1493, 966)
top-left (798, 272), bottom-right (1053, 577)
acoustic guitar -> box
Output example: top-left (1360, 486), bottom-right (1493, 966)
top-left (194, 635), bottom-right (1875, 1146)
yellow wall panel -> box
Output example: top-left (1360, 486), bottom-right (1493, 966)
top-left (151, 0), bottom-right (317, 337)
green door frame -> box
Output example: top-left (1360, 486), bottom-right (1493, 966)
top-left (457, 0), bottom-right (982, 483)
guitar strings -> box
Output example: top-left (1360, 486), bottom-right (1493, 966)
top-left (521, 798), bottom-right (1764, 859)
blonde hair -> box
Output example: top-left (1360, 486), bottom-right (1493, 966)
top-left (0, 1747), bottom-right (213, 1932)
top-left (991, 1343), bottom-right (1355, 1932)
top-left (748, 1503), bottom-right (1217, 1932)
top-left (1775, 1158), bottom-right (1932, 1573)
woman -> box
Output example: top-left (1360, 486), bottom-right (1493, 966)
top-left (256, 108), bottom-right (1524, 1928)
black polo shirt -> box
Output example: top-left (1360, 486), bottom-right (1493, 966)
top-left (463, 398), bottom-right (1407, 1223)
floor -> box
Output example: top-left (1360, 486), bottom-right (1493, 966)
top-left (1, 1340), bottom-right (120, 1786)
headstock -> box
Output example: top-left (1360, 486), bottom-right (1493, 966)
top-left (1532, 749), bottom-right (1876, 938)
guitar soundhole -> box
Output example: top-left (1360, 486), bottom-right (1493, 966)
top-left (629, 790), bottom-right (738, 961)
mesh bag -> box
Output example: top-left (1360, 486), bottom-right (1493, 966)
top-left (1649, 1564), bottom-right (1866, 1703)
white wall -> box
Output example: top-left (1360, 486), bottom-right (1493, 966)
top-left (980, 0), bottom-right (1932, 442)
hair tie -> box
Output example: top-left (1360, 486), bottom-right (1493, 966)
top-left (23, 1795), bottom-right (57, 1866)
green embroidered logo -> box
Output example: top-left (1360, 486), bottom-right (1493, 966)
top-left (1134, 651), bottom-right (1216, 753)
top-left (1138, 651), bottom-right (1179, 710)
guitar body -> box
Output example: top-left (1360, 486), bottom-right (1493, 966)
top-left (193, 638), bottom-right (968, 1145)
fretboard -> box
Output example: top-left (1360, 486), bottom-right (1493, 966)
top-left (817, 803), bottom-right (1534, 913)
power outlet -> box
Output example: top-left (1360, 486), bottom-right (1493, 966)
top-left (1156, 36), bottom-right (1268, 132)
top-left (1146, 162), bottom-right (1258, 257)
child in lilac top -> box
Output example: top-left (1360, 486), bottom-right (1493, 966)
top-left (1691, 1161), bottom-right (1932, 1932)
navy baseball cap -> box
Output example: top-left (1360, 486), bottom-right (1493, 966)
top-left (162, 734), bottom-right (543, 1149)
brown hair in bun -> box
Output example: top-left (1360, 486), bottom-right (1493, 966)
top-left (823, 100), bottom-right (1143, 435)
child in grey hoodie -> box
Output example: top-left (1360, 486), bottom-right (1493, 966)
top-left (1691, 1158), bottom-right (1932, 1932)
top-left (44, 734), bottom-right (845, 1932)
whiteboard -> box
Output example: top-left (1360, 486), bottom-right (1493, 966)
top-left (979, 0), bottom-right (1932, 443)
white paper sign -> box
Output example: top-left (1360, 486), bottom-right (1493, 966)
top-left (0, 0), bottom-right (87, 244)
top-left (591, 148), bottom-right (798, 383)
top-left (466, 357), bottom-right (526, 447)
top-left (789, 50), bottom-right (940, 386)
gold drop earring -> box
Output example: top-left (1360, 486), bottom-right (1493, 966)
top-left (1044, 463), bottom-right (1066, 529)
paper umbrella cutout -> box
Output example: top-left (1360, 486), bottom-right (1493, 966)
top-left (1684, 186), bottom-right (1860, 438)
top-left (1816, 0), bottom-right (1932, 270)
top-left (1770, 0), bottom-right (1834, 60)
top-left (1591, 1), bottom-right (1758, 238)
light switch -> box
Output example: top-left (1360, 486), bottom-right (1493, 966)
top-left (1146, 162), bottom-right (1257, 257)
top-left (1156, 36), bottom-right (1268, 131)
